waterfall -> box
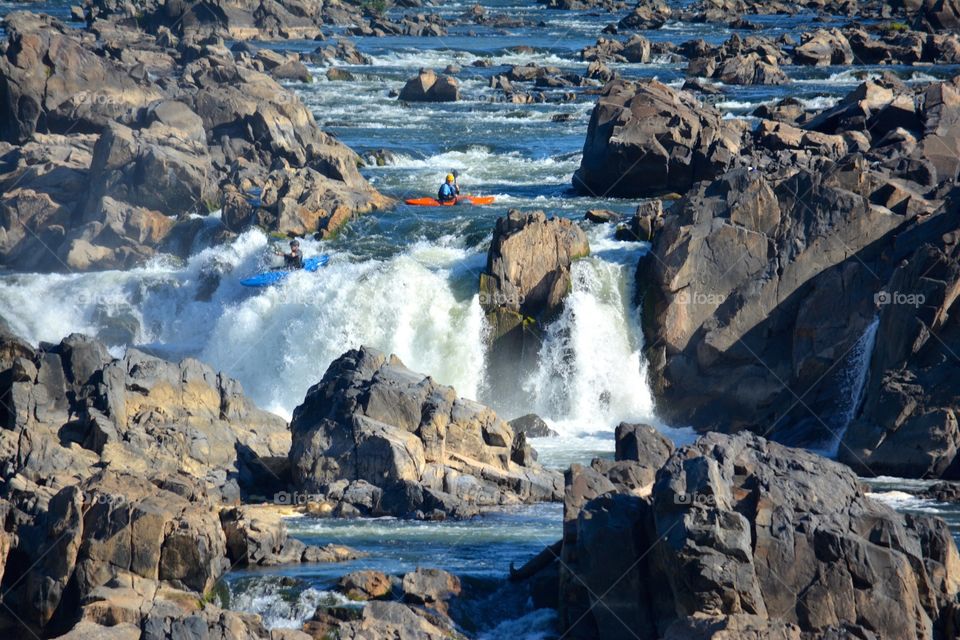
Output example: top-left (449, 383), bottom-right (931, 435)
top-left (824, 316), bottom-right (880, 458)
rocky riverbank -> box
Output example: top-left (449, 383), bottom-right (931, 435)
top-left (0, 327), bottom-right (563, 637)
top-left (0, 9), bottom-right (387, 273)
top-left (511, 425), bottom-right (960, 639)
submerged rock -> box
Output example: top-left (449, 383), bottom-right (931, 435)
top-left (289, 347), bottom-right (563, 519)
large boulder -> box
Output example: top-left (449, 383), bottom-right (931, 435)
top-left (573, 79), bottom-right (746, 198)
top-left (398, 69), bottom-right (460, 102)
top-left (289, 347), bottom-right (563, 519)
top-left (478, 210), bottom-right (588, 405)
top-left (559, 432), bottom-right (960, 639)
top-left (636, 162), bottom-right (908, 439)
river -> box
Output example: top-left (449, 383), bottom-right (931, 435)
top-left (0, 0), bottom-right (958, 637)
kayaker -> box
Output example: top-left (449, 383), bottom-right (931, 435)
top-left (437, 173), bottom-right (460, 204)
top-left (275, 239), bottom-right (304, 269)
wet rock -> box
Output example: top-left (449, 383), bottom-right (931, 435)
top-left (337, 570), bottom-right (393, 601)
top-left (398, 68), bottom-right (460, 102)
top-left (479, 210), bottom-right (589, 403)
top-left (289, 347), bottom-right (563, 519)
top-left (326, 67), bottom-right (355, 81)
top-left (574, 79), bottom-right (747, 198)
top-left (584, 208), bottom-right (621, 223)
top-left (508, 414), bottom-right (558, 438)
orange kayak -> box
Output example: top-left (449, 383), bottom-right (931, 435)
top-left (405, 195), bottom-right (496, 207)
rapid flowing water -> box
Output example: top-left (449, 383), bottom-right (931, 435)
top-left (2, 0), bottom-right (960, 636)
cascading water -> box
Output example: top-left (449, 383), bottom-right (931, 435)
top-left (524, 256), bottom-right (653, 431)
top-left (824, 316), bottom-right (880, 458)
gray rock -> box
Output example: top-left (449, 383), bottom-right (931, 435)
top-left (508, 414), bottom-right (558, 438)
top-left (559, 431), bottom-right (960, 639)
top-left (573, 79), bottom-right (747, 198)
top-left (289, 347), bottom-right (562, 518)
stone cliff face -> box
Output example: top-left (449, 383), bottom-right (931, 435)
top-left (587, 76), bottom-right (960, 470)
top-left (0, 332), bottom-right (360, 637)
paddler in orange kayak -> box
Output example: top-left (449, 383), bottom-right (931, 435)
top-left (437, 172), bottom-right (460, 204)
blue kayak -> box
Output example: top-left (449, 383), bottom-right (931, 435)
top-left (240, 255), bottom-right (329, 288)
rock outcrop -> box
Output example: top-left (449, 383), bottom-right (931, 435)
top-left (0, 332), bottom-right (360, 636)
top-left (478, 210), bottom-right (588, 405)
top-left (289, 347), bottom-right (563, 519)
top-left (573, 79), bottom-right (747, 198)
top-left (633, 76), bottom-right (959, 454)
top-left (549, 431), bottom-right (960, 639)
top-left (398, 69), bottom-right (460, 102)
top-left (840, 212), bottom-right (960, 478)
top-left (0, 12), bottom-right (387, 272)
top-left (0, 333), bottom-right (289, 506)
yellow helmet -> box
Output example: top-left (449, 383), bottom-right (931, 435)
top-left (446, 173), bottom-right (455, 182)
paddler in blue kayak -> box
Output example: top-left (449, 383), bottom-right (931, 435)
top-left (274, 239), bottom-right (304, 269)
top-left (437, 172), bottom-right (460, 204)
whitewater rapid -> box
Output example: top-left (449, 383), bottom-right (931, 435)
top-left (0, 223), bottom-right (660, 438)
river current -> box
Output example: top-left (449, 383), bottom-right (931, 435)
top-left (1, 0), bottom-right (959, 636)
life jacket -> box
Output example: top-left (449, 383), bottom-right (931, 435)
top-left (285, 250), bottom-right (304, 269)
top-left (438, 182), bottom-right (458, 202)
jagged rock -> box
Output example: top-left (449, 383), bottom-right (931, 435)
top-left (560, 432), bottom-right (960, 639)
top-left (573, 79), bottom-right (747, 198)
top-left (509, 414), bottom-right (558, 438)
top-left (636, 164), bottom-right (907, 438)
top-left (0, 13), bottom-right (163, 144)
top-left (840, 216), bottom-right (960, 478)
top-left (0, 14), bottom-right (387, 272)
top-left (0, 334), bottom-right (289, 506)
top-left (288, 347), bottom-right (563, 519)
